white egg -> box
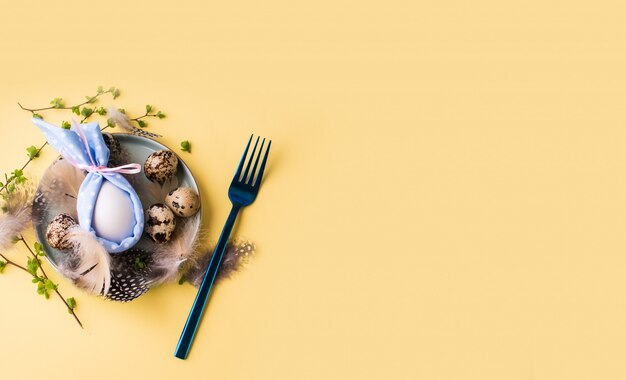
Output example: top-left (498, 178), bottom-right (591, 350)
top-left (92, 180), bottom-right (135, 243)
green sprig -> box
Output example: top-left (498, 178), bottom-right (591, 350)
top-left (128, 104), bottom-right (166, 129)
top-left (12, 236), bottom-right (83, 328)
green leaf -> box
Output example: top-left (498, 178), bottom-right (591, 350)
top-left (180, 140), bottom-right (191, 153)
top-left (44, 279), bottom-right (57, 291)
top-left (66, 297), bottom-right (77, 313)
top-left (145, 104), bottom-right (152, 113)
top-left (112, 88), bottom-right (121, 99)
top-left (50, 97), bottom-right (64, 108)
top-left (37, 282), bottom-right (50, 299)
top-left (85, 95), bottom-right (97, 104)
top-left (117, 108), bottom-right (126, 114)
top-left (26, 257), bottom-right (39, 276)
top-left (96, 107), bottom-right (107, 116)
top-left (61, 121), bottom-right (71, 130)
top-left (6, 183), bottom-right (14, 193)
top-left (137, 120), bottom-right (147, 128)
top-left (156, 111), bottom-right (166, 119)
top-left (97, 85), bottom-right (104, 94)
top-left (0, 260), bottom-right (6, 273)
top-left (11, 169), bottom-right (27, 185)
top-left (32, 113), bottom-right (43, 120)
top-left (178, 275), bottom-right (186, 285)
top-left (26, 145), bottom-right (39, 159)
top-left (34, 242), bottom-right (44, 256)
top-left (106, 118), bottom-right (115, 128)
top-left (81, 107), bottom-right (94, 118)
top-left (71, 106), bottom-right (80, 116)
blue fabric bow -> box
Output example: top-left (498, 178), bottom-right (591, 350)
top-left (33, 118), bottom-right (144, 253)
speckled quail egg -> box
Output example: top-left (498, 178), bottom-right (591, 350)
top-left (46, 213), bottom-right (76, 250)
top-left (145, 204), bottom-right (176, 243)
top-left (144, 150), bottom-right (178, 185)
top-left (165, 187), bottom-right (200, 217)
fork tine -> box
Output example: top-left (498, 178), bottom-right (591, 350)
top-left (253, 140), bottom-right (271, 187)
top-left (233, 134), bottom-right (253, 181)
top-left (247, 138), bottom-right (265, 185)
top-left (241, 136), bottom-right (260, 183)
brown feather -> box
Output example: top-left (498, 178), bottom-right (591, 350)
top-left (184, 239), bottom-right (256, 287)
top-left (34, 158), bottom-right (84, 220)
top-left (62, 226), bottom-right (112, 296)
top-left (146, 213), bottom-right (202, 285)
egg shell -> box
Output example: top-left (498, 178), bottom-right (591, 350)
top-left (145, 204), bottom-right (176, 243)
top-left (144, 150), bottom-right (178, 185)
top-left (165, 187), bottom-right (200, 217)
top-left (92, 181), bottom-right (136, 243)
top-left (46, 213), bottom-right (76, 250)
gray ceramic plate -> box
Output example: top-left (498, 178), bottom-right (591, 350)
top-left (32, 134), bottom-right (200, 298)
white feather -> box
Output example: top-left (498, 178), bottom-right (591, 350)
top-left (138, 176), bottom-right (179, 211)
top-left (36, 159), bottom-right (84, 218)
top-left (0, 214), bottom-right (28, 251)
top-left (63, 226), bottom-right (112, 295)
top-left (0, 182), bottom-right (36, 250)
top-left (147, 213), bottom-right (201, 285)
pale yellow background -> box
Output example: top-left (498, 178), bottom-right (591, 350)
top-left (0, 0), bottom-right (625, 379)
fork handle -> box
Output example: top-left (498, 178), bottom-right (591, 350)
top-left (175, 203), bottom-right (242, 359)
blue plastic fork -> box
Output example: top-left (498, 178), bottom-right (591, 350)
top-left (175, 135), bottom-right (271, 360)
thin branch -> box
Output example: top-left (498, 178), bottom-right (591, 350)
top-left (0, 140), bottom-right (48, 194)
top-left (130, 113), bottom-right (161, 121)
top-left (0, 253), bottom-right (30, 274)
top-left (17, 90), bottom-right (112, 113)
top-left (18, 236), bottom-right (83, 329)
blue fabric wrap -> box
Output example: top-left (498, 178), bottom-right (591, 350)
top-left (33, 118), bottom-right (144, 253)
